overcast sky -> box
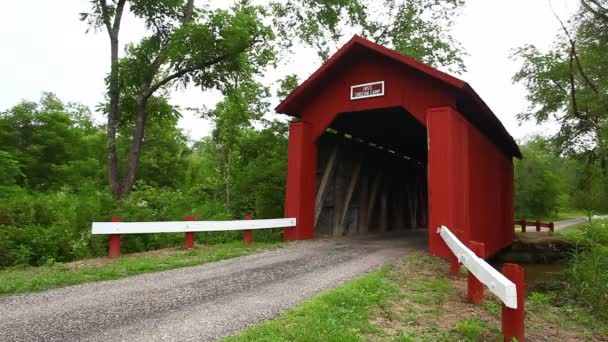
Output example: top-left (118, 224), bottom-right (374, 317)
top-left (0, 1), bottom-right (578, 142)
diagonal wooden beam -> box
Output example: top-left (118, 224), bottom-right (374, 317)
top-left (338, 158), bottom-right (362, 234)
top-left (366, 168), bottom-right (384, 228)
top-left (315, 145), bottom-right (339, 226)
top-left (357, 165), bottom-right (369, 234)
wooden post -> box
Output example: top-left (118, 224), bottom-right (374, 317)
top-left (450, 255), bottom-right (460, 276)
top-left (521, 219), bottom-right (526, 233)
top-left (549, 222), bottom-right (554, 233)
top-left (108, 216), bottom-right (121, 259)
top-left (243, 215), bottom-right (253, 245)
top-left (535, 220), bottom-right (540, 232)
top-left (467, 241), bottom-right (486, 304)
top-left (502, 263), bottom-right (525, 342)
top-left (184, 215), bottom-right (195, 249)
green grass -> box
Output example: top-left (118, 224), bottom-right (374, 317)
top-left (541, 209), bottom-right (585, 222)
top-left (0, 241), bottom-right (280, 296)
top-left (452, 318), bottom-right (500, 341)
top-left (228, 253), bottom-right (606, 341)
top-left (225, 267), bottom-right (397, 342)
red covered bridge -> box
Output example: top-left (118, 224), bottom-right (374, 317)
top-left (277, 35), bottom-right (522, 259)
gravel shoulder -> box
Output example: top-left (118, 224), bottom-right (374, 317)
top-left (0, 232), bottom-right (425, 342)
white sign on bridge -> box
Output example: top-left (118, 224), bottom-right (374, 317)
top-left (350, 81), bottom-right (385, 100)
top-left (437, 225), bottom-right (517, 309)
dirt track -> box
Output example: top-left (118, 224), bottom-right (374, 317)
top-left (0, 232), bottom-right (425, 342)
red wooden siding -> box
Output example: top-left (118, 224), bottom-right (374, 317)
top-left (283, 122), bottom-right (317, 240)
top-left (427, 107), bottom-right (471, 259)
top-left (297, 51), bottom-right (456, 141)
top-left (467, 125), bottom-right (515, 255)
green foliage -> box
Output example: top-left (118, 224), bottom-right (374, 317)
top-left (0, 93), bottom-right (288, 268)
top-left (452, 318), bottom-right (499, 341)
top-left (227, 268), bottom-right (396, 341)
top-left (515, 138), bottom-right (564, 218)
top-left (515, 136), bottom-right (608, 219)
top-left (272, 0), bottom-right (465, 72)
top-left (0, 93), bottom-right (105, 190)
top-left (566, 219), bottom-right (608, 320)
top-left (276, 74), bottom-right (300, 99)
top-left (528, 291), bottom-right (554, 307)
top-left (0, 151), bottom-right (22, 186)
top-left (512, 0), bottom-right (608, 157)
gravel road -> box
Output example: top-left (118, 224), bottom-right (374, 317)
top-left (0, 232), bottom-right (425, 342)
top-left (553, 218), bottom-right (588, 230)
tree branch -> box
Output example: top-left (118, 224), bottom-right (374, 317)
top-left (144, 53), bottom-right (231, 100)
top-left (140, 0), bottom-right (196, 100)
top-left (98, 0), bottom-right (113, 38)
top-left (582, 0), bottom-right (608, 23)
top-left (551, 3), bottom-right (599, 94)
top-left (112, 0), bottom-right (127, 38)
top-left (568, 46), bottom-right (580, 120)
top-left (182, 0), bottom-right (195, 24)
top-left (550, 78), bottom-right (568, 95)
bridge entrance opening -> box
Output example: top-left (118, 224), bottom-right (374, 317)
top-left (314, 106), bottom-right (428, 237)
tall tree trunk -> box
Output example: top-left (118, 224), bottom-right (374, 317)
top-left (107, 35), bottom-right (121, 198)
top-left (99, 0), bottom-right (126, 199)
top-left (226, 149), bottom-right (232, 210)
top-left (117, 100), bottom-right (147, 198)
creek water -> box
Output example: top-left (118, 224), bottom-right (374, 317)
top-left (491, 262), bottom-right (567, 294)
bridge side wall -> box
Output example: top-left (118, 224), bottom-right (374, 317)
top-left (467, 121), bottom-right (515, 255)
top-left (427, 107), bottom-right (472, 259)
top-left (427, 106), bottom-right (514, 258)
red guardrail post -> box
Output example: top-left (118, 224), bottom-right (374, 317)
top-left (243, 215), bottom-right (253, 245)
top-left (502, 263), bottom-right (525, 342)
top-left (535, 220), bottom-right (541, 232)
top-left (449, 254), bottom-right (460, 276)
top-left (549, 222), bottom-right (554, 233)
top-left (108, 216), bottom-right (121, 259)
top-left (521, 219), bottom-right (526, 233)
top-left (467, 241), bottom-right (486, 305)
top-left (184, 215), bottom-right (195, 249)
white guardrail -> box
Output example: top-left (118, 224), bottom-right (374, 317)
top-left (437, 225), bottom-right (517, 309)
top-left (92, 218), bottom-right (297, 235)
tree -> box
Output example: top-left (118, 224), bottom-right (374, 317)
top-left (512, 0), bottom-right (608, 158)
top-left (272, 0), bottom-right (465, 72)
top-left (0, 93), bottom-right (105, 190)
top-left (205, 79), bottom-right (270, 209)
top-left (81, 0), bottom-right (274, 198)
top-left (514, 138), bottom-right (564, 219)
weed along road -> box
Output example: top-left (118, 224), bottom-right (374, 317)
top-left (0, 233), bottom-right (425, 342)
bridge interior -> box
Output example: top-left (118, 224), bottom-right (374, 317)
top-left (315, 106), bottom-right (428, 237)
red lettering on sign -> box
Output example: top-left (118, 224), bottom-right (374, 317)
top-left (350, 81), bottom-right (385, 100)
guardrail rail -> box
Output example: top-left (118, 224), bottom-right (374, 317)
top-left (92, 216), bottom-right (296, 258)
top-left (437, 225), bottom-right (525, 341)
top-left (513, 219), bottom-right (554, 233)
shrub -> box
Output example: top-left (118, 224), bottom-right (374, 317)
top-left (0, 184), bottom-right (283, 267)
top-left (566, 220), bottom-right (608, 320)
